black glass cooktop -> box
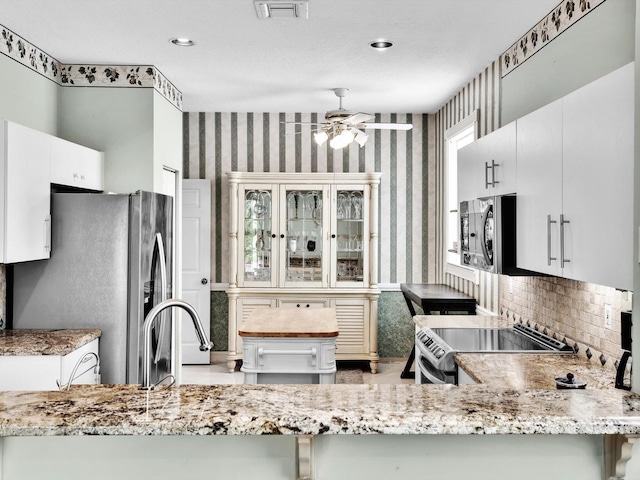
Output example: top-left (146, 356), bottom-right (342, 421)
top-left (431, 328), bottom-right (553, 353)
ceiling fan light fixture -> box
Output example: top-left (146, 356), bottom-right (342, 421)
top-left (369, 40), bottom-right (393, 49)
top-left (329, 129), bottom-right (355, 149)
top-left (314, 131), bottom-right (328, 146)
top-left (354, 129), bottom-right (368, 147)
top-left (170, 37), bottom-right (195, 47)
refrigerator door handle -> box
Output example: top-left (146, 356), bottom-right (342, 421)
top-left (153, 233), bottom-right (169, 365)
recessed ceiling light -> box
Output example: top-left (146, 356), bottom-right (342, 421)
top-left (369, 40), bottom-right (393, 49)
top-left (170, 37), bottom-right (195, 47)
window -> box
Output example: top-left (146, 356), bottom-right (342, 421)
top-left (444, 112), bottom-right (478, 283)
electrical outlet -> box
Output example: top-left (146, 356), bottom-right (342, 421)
top-left (604, 303), bottom-right (612, 329)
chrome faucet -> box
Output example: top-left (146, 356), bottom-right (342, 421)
top-left (142, 298), bottom-right (214, 389)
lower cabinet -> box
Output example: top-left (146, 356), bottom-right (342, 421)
top-left (227, 291), bottom-right (379, 374)
top-left (0, 339), bottom-right (100, 391)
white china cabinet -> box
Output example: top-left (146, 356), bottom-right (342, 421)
top-left (226, 172), bottom-right (381, 373)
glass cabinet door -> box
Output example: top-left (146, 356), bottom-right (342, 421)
top-left (281, 186), bottom-right (328, 287)
top-left (241, 187), bottom-right (275, 286)
top-left (333, 186), bottom-right (369, 287)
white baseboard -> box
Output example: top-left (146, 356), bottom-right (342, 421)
top-left (476, 305), bottom-right (497, 316)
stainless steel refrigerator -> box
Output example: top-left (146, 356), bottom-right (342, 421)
top-left (12, 191), bottom-right (173, 385)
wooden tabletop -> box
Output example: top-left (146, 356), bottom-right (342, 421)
top-left (239, 307), bottom-right (339, 338)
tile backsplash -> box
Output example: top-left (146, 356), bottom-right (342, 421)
top-left (500, 275), bottom-right (632, 366)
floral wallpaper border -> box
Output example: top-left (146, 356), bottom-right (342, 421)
top-left (501, 0), bottom-right (606, 77)
top-left (0, 23), bottom-right (182, 110)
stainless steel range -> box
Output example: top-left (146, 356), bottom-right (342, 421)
top-left (415, 323), bottom-right (572, 385)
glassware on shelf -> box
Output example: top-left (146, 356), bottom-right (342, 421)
top-left (337, 192), bottom-right (349, 219)
top-left (287, 191), bottom-right (301, 219)
top-left (337, 262), bottom-right (347, 278)
top-left (288, 237), bottom-right (297, 253)
top-left (351, 191), bottom-right (363, 219)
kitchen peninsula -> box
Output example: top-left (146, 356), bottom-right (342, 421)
top-left (1, 312), bottom-right (640, 480)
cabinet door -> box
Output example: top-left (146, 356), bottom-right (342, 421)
top-left (0, 121), bottom-right (51, 263)
top-left (331, 298), bottom-right (367, 355)
top-left (331, 185), bottom-right (370, 287)
top-left (76, 149), bottom-right (104, 191)
top-left (516, 99), bottom-right (563, 276)
top-left (279, 184), bottom-right (330, 288)
top-left (238, 185), bottom-right (278, 287)
top-left (457, 141), bottom-right (480, 202)
top-left (478, 121), bottom-right (517, 197)
top-left (51, 136), bottom-right (104, 191)
top-left (562, 63), bottom-right (634, 290)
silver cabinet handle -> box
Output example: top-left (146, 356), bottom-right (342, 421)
top-left (547, 215), bottom-right (557, 266)
top-left (44, 215), bottom-right (52, 252)
top-left (258, 347), bottom-right (317, 367)
top-left (484, 160), bottom-right (500, 188)
top-left (491, 159), bottom-right (499, 186)
top-left (485, 161), bottom-right (490, 188)
top-left (560, 214), bottom-right (570, 268)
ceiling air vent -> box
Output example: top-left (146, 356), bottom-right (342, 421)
top-left (254, 0), bottom-right (308, 19)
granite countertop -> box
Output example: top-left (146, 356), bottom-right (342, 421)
top-left (456, 353), bottom-right (615, 390)
top-left (0, 329), bottom-right (101, 356)
top-left (414, 315), bottom-right (617, 391)
top-left (0, 383), bottom-right (639, 436)
top-left (0, 315), bottom-right (635, 437)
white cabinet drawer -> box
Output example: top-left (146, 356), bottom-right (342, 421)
top-left (242, 337), bottom-right (336, 373)
top-left (278, 299), bottom-right (329, 309)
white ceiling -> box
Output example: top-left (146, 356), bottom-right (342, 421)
top-left (0, 0), bottom-right (559, 113)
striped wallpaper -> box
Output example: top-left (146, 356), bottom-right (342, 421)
top-left (436, 59), bottom-right (503, 313)
top-left (183, 112), bottom-right (439, 287)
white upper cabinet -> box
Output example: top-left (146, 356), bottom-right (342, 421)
top-left (561, 62), bottom-right (634, 291)
top-left (457, 121), bottom-right (517, 202)
top-left (51, 136), bottom-right (104, 191)
top-left (0, 120), bottom-right (105, 264)
top-left (0, 121), bottom-right (51, 263)
top-left (516, 63), bottom-right (634, 290)
top-left (516, 99), bottom-right (563, 277)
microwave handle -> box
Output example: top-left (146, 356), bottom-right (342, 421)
top-left (479, 205), bottom-right (492, 266)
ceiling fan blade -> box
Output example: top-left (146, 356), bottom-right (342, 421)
top-left (342, 112), bottom-right (374, 124)
top-left (282, 122), bottom-right (328, 126)
top-left (361, 123), bottom-right (413, 131)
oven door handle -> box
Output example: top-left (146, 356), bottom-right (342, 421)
top-left (417, 357), bottom-right (449, 384)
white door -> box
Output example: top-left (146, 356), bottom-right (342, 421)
top-left (181, 179), bottom-right (212, 364)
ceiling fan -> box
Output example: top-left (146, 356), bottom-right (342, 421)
top-left (287, 88), bottom-right (413, 149)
